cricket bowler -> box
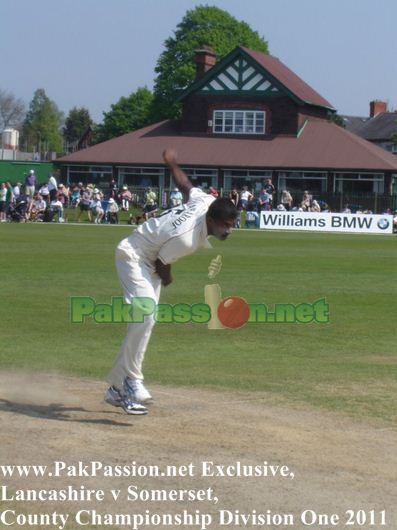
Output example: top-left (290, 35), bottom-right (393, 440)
top-left (105, 149), bottom-right (238, 415)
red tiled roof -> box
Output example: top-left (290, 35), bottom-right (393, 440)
top-left (56, 119), bottom-right (397, 172)
top-left (241, 47), bottom-right (334, 110)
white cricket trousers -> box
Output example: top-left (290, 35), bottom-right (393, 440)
top-left (106, 237), bottom-right (161, 389)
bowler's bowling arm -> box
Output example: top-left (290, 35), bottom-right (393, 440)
top-left (163, 149), bottom-right (193, 195)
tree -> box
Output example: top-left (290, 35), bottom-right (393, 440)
top-left (63, 106), bottom-right (93, 144)
top-left (151, 5), bottom-right (269, 121)
top-left (22, 88), bottom-right (63, 153)
top-left (95, 87), bottom-right (154, 143)
top-left (329, 113), bottom-right (346, 128)
top-left (0, 89), bottom-right (25, 131)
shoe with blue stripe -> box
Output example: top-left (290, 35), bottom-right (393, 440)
top-left (104, 386), bottom-right (148, 415)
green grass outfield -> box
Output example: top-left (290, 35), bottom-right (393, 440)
top-left (0, 223), bottom-right (396, 425)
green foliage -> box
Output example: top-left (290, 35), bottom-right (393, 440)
top-left (94, 87), bottom-right (154, 143)
top-left (22, 88), bottom-right (63, 153)
top-left (63, 106), bottom-right (93, 143)
top-left (329, 113), bottom-right (346, 128)
top-left (151, 4), bottom-right (269, 121)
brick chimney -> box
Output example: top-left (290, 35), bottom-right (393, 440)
top-left (369, 100), bottom-right (387, 118)
top-left (194, 45), bottom-right (217, 80)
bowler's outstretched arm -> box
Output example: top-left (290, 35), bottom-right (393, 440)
top-left (163, 149), bottom-right (193, 195)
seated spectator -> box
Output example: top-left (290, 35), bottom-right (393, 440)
top-left (342, 204), bottom-right (351, 214)
top-left (27, 193), bottom-right (47, 221)
top-left (70, 185), bottom-right (81, 208)
top-left (281, 190), bottom-right (293, 210)
top-left (301, 190), bottom-right (313, 211)
top-left (169, 187), bottom-right (183, 207)
top-left (311, 199), bottom-right (321, 212)
top-left (106, 198), bottom-right (119, 224)
top-left (245, 200), bottom-right (260, 228)
top-left (49, 198), bottom-right (64, 222)
top-left (143, 187), bottom-right (158, 220)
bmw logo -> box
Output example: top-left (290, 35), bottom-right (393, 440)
top-left (377, 218), bottom-right (389, 230)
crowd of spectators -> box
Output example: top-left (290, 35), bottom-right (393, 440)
top-left (0, 172), bottom-right (395, 230)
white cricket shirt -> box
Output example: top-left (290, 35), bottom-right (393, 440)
top-left (126, 187), bottom-right (216, 266)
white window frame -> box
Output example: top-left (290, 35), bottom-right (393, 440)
top-left (213, 110), bottom-right (265, 135)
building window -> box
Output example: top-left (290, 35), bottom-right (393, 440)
top-left (117, 166), bottom-right (165, 189)
top-left (213, 110), bottom-right (265, 134)
top-left (224, 169), bottom-right (272, 192)
top-left (67, 165), bottom-right (112, 185)
top-left (334, 172), bottom-right (384, 194)
top-left (278, 171), bottom-right (328, 193)
top-left (179, 168), bottom-right (218, 189)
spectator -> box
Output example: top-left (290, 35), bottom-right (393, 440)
top-left (25, 170), bottom-right (36, 201)
top-left (109, 178), bottom-right (118, 200)
top-left (120, 185), bottom-right (132, 211)
top-left (47, 173), bottom-right (58, 201)
top-left (209, 186), bottom-right (219, 198)
top-left (70, 185), bottom-right (81, 207)
top-left (281, 190), bottom-right (293, 210)
top-left (245, 200), bottom-right (260, 228)
top-left (263, 178), bottom-right (275, 207)
top-left (5, 182), bottom-right (14, 208)
top-left (0, 182), bottom-right (7, 222)
top-left (240, 186), bottom-right (253, 210)
top-left (311, 199), bottom-right (321, 212)
top-left (169, 187), bottom-right (183, 207)
top-left (57, 184), bottom-right (68, 207)
top-left (77, 185), bottom-right (93, 222)
top-left (13, 182), bottom-right (22, 201)
top-left (258, 188), bottom-right (272, 211)
top-left (106, 197), bottom-right (119, 224)
top-left (49, 197), bottom-right (64, 222)
top-left (92, 188), bottom-right (104, 224)
top-left (342, 204), bottom-right (351, 214)
top-left (27, 192), bottom-right (47, 221)
top-left (301, 190), bottom-right (313, 212)
top-left (143, 187), bottom-right (157, 220)
top-left (229, 188), bottom-right (241, 228)
top-left (38, 183), bottom-right (50, 205)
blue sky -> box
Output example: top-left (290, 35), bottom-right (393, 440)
top-left (1, 0), bottom-right (396, 122)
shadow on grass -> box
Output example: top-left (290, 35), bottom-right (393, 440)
top-left (0, 398), bottom-right (133, 427)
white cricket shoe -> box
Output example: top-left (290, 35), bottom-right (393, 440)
top-left (124, 377), bottom-right (153, 403)
top-left (104, 385), bottom-right (148, 415)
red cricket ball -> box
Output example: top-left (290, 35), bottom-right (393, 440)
top-left (217, 296), bottom-right (250, 329)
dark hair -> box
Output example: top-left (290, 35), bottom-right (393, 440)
top-left (207, 197), bottom-right (238, 222)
